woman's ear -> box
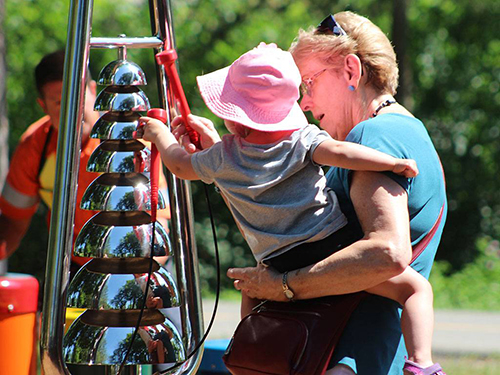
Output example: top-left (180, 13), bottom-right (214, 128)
top-left (343, 54), bottom-right (363, 90)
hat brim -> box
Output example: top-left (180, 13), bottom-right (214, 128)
top-left (197, 67), bottom-right (308, 132)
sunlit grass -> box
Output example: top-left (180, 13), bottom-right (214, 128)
top-left (434, 354), bottom-right (500, 375)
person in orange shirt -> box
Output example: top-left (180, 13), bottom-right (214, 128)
top-left (0, 50), bottom-right (169, 275)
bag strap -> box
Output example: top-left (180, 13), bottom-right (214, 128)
top-left (411, 156), bottom-right (446, 263)
top-left (37, 125), bottom-right (54, 181)
top-left (411, 204), bottom-right (444, 263)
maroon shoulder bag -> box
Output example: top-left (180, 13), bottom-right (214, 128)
top-left (222, 205), bottom-right (445, 375)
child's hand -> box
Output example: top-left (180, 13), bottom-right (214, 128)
top-left (135, 116), bottom-right (169, 144)
top-left (171, 114), bottom-right (221, 153)
top-left (393, 159), bottom-right (419, 178)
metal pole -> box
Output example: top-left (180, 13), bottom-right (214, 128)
top-left (149, 0), bottom-right (205, 373)
top-left (40, 0), bottom-right (94, 373)
top-left (90, 36), bottom-right (163, 49)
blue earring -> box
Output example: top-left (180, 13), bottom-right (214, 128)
top-left (348, 85), bottom-right (355, 91)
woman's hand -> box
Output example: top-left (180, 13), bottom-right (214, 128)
top-left (171, 114), bottom-right (221, 153)
top-left (227, 264), bottom-right (287, 302)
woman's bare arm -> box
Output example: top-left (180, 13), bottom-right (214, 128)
top-left (227, 171), bottom-right (412, 300)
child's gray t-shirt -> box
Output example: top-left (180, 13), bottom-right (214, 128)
top-left (191, 124), bottom-right (347, 263)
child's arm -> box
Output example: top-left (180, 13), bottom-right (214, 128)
top-left (136, 116), bottom-right (200, 180)
top-left (313, 138), bottom-right (419, 177)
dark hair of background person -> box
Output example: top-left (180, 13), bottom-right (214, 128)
top-left (34, 50), bottom-right (92, 97)
top-left (34, 50), bottom-right (65, 96)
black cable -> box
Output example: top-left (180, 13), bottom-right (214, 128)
top-left (117, 183), bottom-right (221, 374)
top-left (117, 220), bottom-right (157, 375)
top-left (155, 183), bottom-right (221, 374)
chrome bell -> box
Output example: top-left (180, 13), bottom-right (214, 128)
top-left (98, 59), bottom-right (147, 86)
top-left (63, 310), bottom-right (185, 365)
top-left (67, 260), bottom-right (180, 310)
top-left (80, 173), bottom-right (166, 212)
top-left (74, 211), bottom-right (170, 259)
top-left (94, 86), bottom-right (150, 112)
top-left (64, 49), bottom-right (189, 371)
top-left (87, 140), bottom-right (150, 173)
top-left (91, 112), bottom-right (141, 140)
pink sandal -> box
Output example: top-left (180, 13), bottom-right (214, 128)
top-left (403, 360), bottom-right (447, 375)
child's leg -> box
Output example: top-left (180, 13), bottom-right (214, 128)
top-left (365, 267), bottom-right (434, 368)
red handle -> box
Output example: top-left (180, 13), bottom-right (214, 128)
top-left (155, 49), bottom-right (201, 148)
top-left (146, 108), bottom-right (168, 222)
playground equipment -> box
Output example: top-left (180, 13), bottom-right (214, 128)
top-left (39, 0), bottom-right (205, 374)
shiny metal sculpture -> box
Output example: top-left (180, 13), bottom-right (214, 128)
top-left (98, 59), bottom-right (148, 87)
top-left (64, 318), bottom-right (186, 366)
top-left (94, 87), bottom-right (150, 113)
top-left (74, 212), bottom-right (171, 259)
top-left (67, 263), bottom-right (180, 309)
top-left (91, 113), bottom-right (142, 140)
top-left (87, 143), bottom-right (151, 174)
top-left (40, 0), bottom-right (205, 374)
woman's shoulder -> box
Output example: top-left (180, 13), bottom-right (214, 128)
top-left (349, 114), bottom-right (427, 143)
top-left (359, 113), bottom-right (422, 130)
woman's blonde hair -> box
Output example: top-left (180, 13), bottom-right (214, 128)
top-left (289, 11), bottom-right (399, 95)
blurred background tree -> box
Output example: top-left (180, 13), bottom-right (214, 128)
top-left (2, 0), bottom-right (499, 303)
top-left (0, 0), bottom-right (7, 186)
top-left (0, 0), bottom-right (8, 276)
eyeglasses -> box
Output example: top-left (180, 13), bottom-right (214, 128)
top-left (300, 69), bottom-right (327, 97)
top-left (316, 15), bottom-right (347, 36)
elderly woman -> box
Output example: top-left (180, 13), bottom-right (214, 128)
top-left (174, 11), bottom-right (447, 375)
top-left (224, 11), bottom-right (447, 375)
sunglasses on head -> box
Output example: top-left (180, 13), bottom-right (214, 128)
top-left (316, 14), bottom-right (347, 36)
top-left (314, 15), bottom-right (364, 76)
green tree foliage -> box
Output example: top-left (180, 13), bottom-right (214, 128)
top-left (408, 0), bottom-right (500, 270)
top-left (4, 0), bottom-right (500, 296)
top-left (431, 236), bottom-right (500, 310)
top-left (0, 0), bottom-right (8, 190)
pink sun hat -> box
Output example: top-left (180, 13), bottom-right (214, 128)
top-left (196, 42), bottom-right (308, 132)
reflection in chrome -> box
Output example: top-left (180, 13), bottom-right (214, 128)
top-left (43, 0), bottom-right (204, 373)
top-left (74, 212), bottom-right (170, 258)
top-left (98, 59), bottom-right (147, 86)
top-left (66, 364), bottom-right (143, 374)
top-left (91, 112), bottom-right (141, 140)
top-left (67, 265), bottom-right (180, 309)
top-left (94, 87), bottom-right (150, 112)
top-left (63, 314), bottom-right (185, 365)
top-left (87, 143), bottom-right (150, 173)
top-left (81, 173), bottom-right (166, 212)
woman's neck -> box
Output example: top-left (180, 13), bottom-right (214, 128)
top-left (357, 89), bottom-right (409, 122)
